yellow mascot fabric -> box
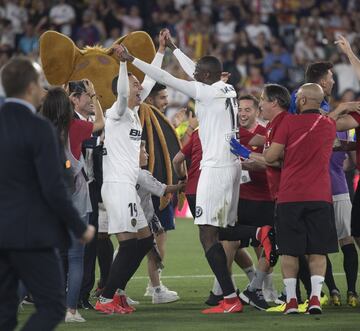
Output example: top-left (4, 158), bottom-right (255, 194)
top-left (39, 30), bottom-right (185, 210)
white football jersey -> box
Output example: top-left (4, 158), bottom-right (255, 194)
top-left (195, 80), bottom-right (239, 168)
top-left (102, 101), bottom-right (142, 184)
top-left (131, 56), bottom-right (239, 168)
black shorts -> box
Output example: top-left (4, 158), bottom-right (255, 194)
top-left (186, 194), bottom-right (196, 219)
top-left (237, 199), bottom-right (275, 227)
top-left (276, 201), bottom-right (338, 256)
top-left (351, 183), bottom-right (360, 237)
top-left (151, 196), bottom-right (175, 231)
top-left (236, 199), bottom-right (274, 248)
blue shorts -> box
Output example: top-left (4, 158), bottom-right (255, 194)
top-left (151, 196), bottom-right (175, 231)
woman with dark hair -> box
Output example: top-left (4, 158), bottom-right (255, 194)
top-left (41, 86), bottom-right (102, 323)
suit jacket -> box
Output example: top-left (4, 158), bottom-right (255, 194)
top-left (0, 101), bottom-right (87, 249)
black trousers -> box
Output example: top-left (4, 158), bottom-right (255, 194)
top-left (80, 180), bottom-right (100, 300)
top-left (0, 248), bottom-right (65, 331)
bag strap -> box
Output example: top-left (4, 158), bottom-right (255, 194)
top-left (287, 115), bottom-right (323, 150)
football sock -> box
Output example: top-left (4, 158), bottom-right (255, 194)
top-left (212, 278), bottom-right (222, 296)
top-left (310, 275), bottom-right (325, 299)
top-left (283, 278), bottom-right (297, 303)
top-left (97, 236), bottom-right (114, 288)
top-left (205, 243), bottom-right (235, 297)
top-left (263, 272), bottom-right (275, 291)
top-left (325, 255), bottom-right (338, 292)
top-left (102, 238), bottom-right (137, 299)
top-left (248, 270), bottom-right (267, 291)
top-left (341, 243), bottom-right (358, 293)
top-left (243, 266), bottom-right (256, 282)
top-left (298, 255), bottom-right (311, 298)
top-left (118, 235), bottom-right (154, 290)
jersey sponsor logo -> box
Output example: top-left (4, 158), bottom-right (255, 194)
top-left (195, 206), bottom-right (203, 218)
top-left (130, 129), bottom-right (141, 136)
top-left (131, 218), bottom-right (137, 227)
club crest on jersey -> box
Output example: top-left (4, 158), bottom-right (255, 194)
top-left (131, 218), bottom-right (137, 227)
top-left (129, 129), bottom-right (141, 141)
top-left (195, 206), bottom-right (203, 218)
top-left (225, 130), bottom-right (239, 142)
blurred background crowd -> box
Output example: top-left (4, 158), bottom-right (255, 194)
top-left (2, 0), bottom-right (360, 118)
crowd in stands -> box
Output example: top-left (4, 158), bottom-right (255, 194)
top-left (2, 0), bottom-right (360, 106)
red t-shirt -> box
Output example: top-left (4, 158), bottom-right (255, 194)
top-left (181, 130), bottom-right (202, 195)
top-left (350, 113), bottom-right (360, 170)
top-left (69, 119), bottom-right (93, 160)
top-left (273, 112), bottom-right (336, 203)
top-left (240, 125), bottom-right (272, 201)
top-left (265, 111), bottom-right (288, 200)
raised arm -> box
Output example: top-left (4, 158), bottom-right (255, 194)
top-left (336, 35), bottom-right (360, 81)
top-left (166, 34), bottom-right (195, 79)
top-left (140, 29), bottom-right (167, 101)
top-left (83, 79), bottom-right (104, 132)
top-left (115, 61), bottom-right (129, 117)
top-left (116, 45), bottom-right (197, 100)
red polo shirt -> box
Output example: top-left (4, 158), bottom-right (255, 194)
top-left (240, 125), bottom-right (272, 201)
top-left (181, 129), bottom-right (202, 195)
top-left (265, 111), bottom-right (288, 200)
top-left (273, 111), bottom-right (336, 203)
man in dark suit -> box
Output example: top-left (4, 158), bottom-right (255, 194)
top-left (0, 57), bottom-right (95, 331)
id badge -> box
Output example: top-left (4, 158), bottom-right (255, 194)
top-left (240, 170), bottom-right (251, 184)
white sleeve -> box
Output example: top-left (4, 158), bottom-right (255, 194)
top-left (140, 52), bottom-right (164, 102)
top-left (114, 61), bottom-right (128, 118)
top-left (173, 48), bottom-right (196, 80)
top-left (132, 58), bottom-right (197, 99)
top-left (137, 170), bottom-right (166, 197)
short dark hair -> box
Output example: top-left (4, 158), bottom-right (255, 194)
top-left (198, 56), bottom-right (222, 79)
top-left (263, 84), bottom-right (291, 110)
top-left (111, 72), bottom-right (133, 96)
top-left (238, 94), bottom-right (259, 109)
top-left (305, 61), bottom-right (333, 84)
top-left (1, 57), bottom-right (39, 97)
top-left (68, 80), bottom-right (86, 95)
top-left (149, 83), bottom-right (166, 98)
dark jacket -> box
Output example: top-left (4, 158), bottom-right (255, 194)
top-left (0, 101), bottom-right (87, 249)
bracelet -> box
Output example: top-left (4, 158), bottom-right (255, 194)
top-left (178, 175), bottom-right (187, 181)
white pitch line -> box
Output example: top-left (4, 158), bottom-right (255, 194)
top-left (132, 272), bottom-right (350, 280)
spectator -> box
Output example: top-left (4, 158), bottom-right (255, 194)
top-left (17, 22), bottom-right (39, 56)
top-left (121, 5), bottom-right (143, 35)
top-left (73, 9), bottom-right (100, 47)
top-left (215, 7), bottom-right (237, 49)
top-left (263, 38), bottom-right (292, 85)
top-left (294, 34), bottom-right (325, 65)
top-left (49, 0), bottom-right (75, 36)
top-left (245, 14), bottom-right (272, 46)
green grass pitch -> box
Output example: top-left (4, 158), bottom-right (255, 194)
top-left (17, 218), bottom-right (360, 330)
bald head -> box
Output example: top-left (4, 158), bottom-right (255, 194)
top-left (295, 83), bottom-right (324, 113)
